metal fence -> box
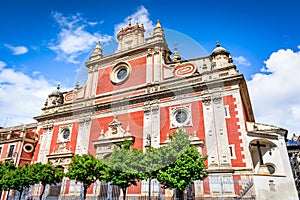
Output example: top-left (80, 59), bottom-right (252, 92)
top-left (4, 178), bottom-right (255, 200)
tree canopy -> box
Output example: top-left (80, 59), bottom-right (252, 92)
top-left (155, 130), bottom-right (208, 199)
top-left (66, 154), bottom-right (106, 200)
top-left (103, 140), bottom-right (144, 200)
top-left (0, 161), bottom-right (16, 191)
top-left (32, 162), bottom-right (64, 200)
top-left (4, 164), bottom-right (37, 200)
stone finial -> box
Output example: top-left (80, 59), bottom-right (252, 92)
top-left (216, 41), bottom-right (221, 47)
top-left (128, 17), bottom-right (132, 26)
top-left (172, 48), bottom-right (182, 61)
top-left (146, 19), bottom-right (166, 45)
top-left (89, 41), bottom-right (103, 61)
top-left (74, 82), bottom-right (79, 90)
top-left (155, 20), bottom-right (162, 28)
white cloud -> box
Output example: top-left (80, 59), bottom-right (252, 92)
top-left (248, 47), bottom-right (300, 136)
top-left (49, 12), bottom-right (112, 64)
top-left (0, 61), bottom-right (6, 70)
top-left (0, 66), bottom-right (55, 127)
top-left (233, 56), bottom-right (251, 66)
top-left (114, 6), bottom-right (154, 37)
top-left (4, 44), bottom-right (28, 55)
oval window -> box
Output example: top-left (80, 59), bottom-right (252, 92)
top-left (23, 144), bottom-right (34, 153)
top-left (62, 128), bottom-right (70, 140)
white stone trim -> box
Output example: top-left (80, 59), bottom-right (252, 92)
top-left (110, 62), bottom-right (131, 85)
top-left (169, 104), bottom-right (192, 129)
top-left (57, 124), bottom-right (73, 143)
top-left (23, 143), bottom-right (34, 153)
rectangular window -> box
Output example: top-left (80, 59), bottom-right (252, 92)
top-left (229, 144), bottom-right (236, 159)
top-left (0, 146), bottom-right (2, 157)
top-left (7, 145), bottom-right (15, 158)
top-left (224, 105), bottom-right (230, 118)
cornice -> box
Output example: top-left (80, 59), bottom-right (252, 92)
top-left (85, 40), bottom-right (169, 68)
top-left (34, 73), bottom-right (246, 122)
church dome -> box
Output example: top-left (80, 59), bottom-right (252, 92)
top-left (48, 84), bottom-right (61, 97)
top-left (211, 41), bottom-right (229, 56)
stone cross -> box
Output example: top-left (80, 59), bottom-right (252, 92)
top-left (252, 141), bottom-right (266, 165)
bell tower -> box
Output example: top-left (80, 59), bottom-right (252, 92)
top-left (116, 20), bottom-right (145, 51)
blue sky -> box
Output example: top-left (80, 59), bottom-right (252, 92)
top-left (0, 0), bottom-right (300, 136)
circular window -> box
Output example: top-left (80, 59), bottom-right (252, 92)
top-left (175, 110), bottom-right (188, 123)
top-left (267, 164), bottom-right (276, 174)
top-left (62, 128), bottom-right (70, 140)
top-left (117, 68), bottom-right (128, 80)
top-left (23, 144), bottom-right (34, 153)
top-left (110, 63), bottom-right (130, 84)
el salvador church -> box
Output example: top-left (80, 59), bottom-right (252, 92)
top-left (0, 20), bottom-right (298, 200)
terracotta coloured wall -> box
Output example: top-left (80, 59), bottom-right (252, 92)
top-left (49, 123), bottom-right (79, 155)
top-left (32, 127), bottom-right (43, 163)
top-left (160, 101), bottom-right (205, 148)
top-left (96, 57), bottom-right (147, 95)
top-left (89, 110), bottom-right (144, 155)
top-left (224, 95), bottom-right (246, 167)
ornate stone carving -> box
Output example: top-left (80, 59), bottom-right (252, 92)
top-left (100, 116), bottom-right (131, 139)
top-left (151, 105), bottom-right (159, 115)
top-left (147, 48), bottom-right (152, 57)
top-left (144, 108), bottom-right (151, 116)
top-left (202, 96), bottom-right (212, 106)
top-left (213, 94), bottom-right (222, 104)
top-left (93, 116), bottom-right (134, 159)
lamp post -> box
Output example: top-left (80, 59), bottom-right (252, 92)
top-left (145, 133), bottom-right (151, 200)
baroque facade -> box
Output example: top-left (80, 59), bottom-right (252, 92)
top-left (0, 20), bottom-right (298, 199)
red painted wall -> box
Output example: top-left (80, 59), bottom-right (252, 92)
top-left (32, 127), bottom-right (43, 163)
top-left (49, 123), bottom-right (79, 155)
top-left (159, 101), bottom-right (205, 147)
top-left (223, 95), bottom-right (246, 167)
top-left (89, 110), bottom-right (144, 156)
top-left (96, 57), bottom-right (147, 95)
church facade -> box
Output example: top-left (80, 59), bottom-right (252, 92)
top-left (0, 20), bottom-right (298, 199)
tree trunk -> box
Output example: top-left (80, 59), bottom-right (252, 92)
top-left (18, 189), bottom-right (23, 200)
top-left (177, 190), bottom-right (184, 200)
top-left (83, 185), bottom-right (88, 200)
top-left (122, 188), bottom-right (127, 200)
top-left (39, 184), bottom-right (46, 200)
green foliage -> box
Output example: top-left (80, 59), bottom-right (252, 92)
top-left (3, 163), bottom-right (37, 200)
top-left (66, 154), bottom-right (106, 199)
top-left (33, 162), bottom-right (63, 186)
top-left (140, 129), bottom-right (191, 180)
top-left (0, 161), bottom-right (16, 190)
top-left (115, 140), bottom-right (134, 150)
top-left (156, 145), bottom-right (207, 191)
top-left (32, 162), bottom-right (64, 200)
top-left (103, 140), bottom-right (143, 200)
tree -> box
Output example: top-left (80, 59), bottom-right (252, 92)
top-left (0, 161), bottom-right (16, 192)
top-left (156, 130), bottom-right (208, 200)
top-left (4, 164), bottom-right (37, 200)
top-left (139, 129), bottom-right (191, 200)
top-left (103, 140), bottom-right (144, 200)
top-left (66, 154), bottom-right (105, 200)
top-left (32, 162), bottom-right (64, 200)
